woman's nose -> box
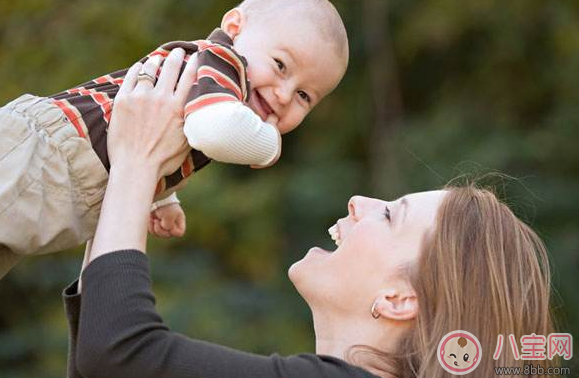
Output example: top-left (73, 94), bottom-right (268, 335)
top-left (348, 195), bottom-right (385, 220)
top-left (348, 195), bottom-right (367, 220)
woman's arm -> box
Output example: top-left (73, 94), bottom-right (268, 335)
top-left (73, 250), bottom-right (374, 378)
top-left (88, 48), bottom-right (195, 262)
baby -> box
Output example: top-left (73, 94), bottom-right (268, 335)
top-left (0, 0), bottom-right (348, 278)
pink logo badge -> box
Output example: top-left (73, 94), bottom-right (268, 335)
top-left (437, 330), bottom-right (482, 375)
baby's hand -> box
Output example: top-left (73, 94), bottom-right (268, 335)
top-left (251, 114), bottom-right (281, 169)
top-left (148, 203), bottom-right (186, 238)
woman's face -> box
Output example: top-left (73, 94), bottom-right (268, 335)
top-left (289, 190), bottom-right (447, 316)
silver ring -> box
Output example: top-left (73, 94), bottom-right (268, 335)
top-left (137, 71), bottom-right (156, 84)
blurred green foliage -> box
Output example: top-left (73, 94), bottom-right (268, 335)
top-left (0, 0), bottom-right (577, 377)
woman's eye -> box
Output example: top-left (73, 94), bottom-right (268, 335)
top-left (274, 58), bottom-right (285, 72)
top-left (298, 90), bottom-right (311, 103)
top-left (463, 354), bottom-right (469, 362)
top-left (384, 205), bottom-right (391, 221)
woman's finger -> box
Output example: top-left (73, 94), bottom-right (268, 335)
top-left (117, 62), bottom-right (142, 97)
top-left (174, 52), bottom-right (199, 104)
top-left (155, 48), bottom-right (186, 94)
top-left (134, 55), bottom-right (162, 92)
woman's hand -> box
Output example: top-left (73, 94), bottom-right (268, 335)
top-left (87, 50), bottom-right (198, 263)
top-left (107, 48), bottom-right (197, 180)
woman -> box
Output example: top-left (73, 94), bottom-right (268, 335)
top-left (64, 52), bottom-right (557, 378)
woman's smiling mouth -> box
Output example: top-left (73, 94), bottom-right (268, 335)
top-left (328, 224), bottom-right (341, 246)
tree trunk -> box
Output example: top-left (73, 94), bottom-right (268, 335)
top-left (362, 0), bottom-right (405, 197)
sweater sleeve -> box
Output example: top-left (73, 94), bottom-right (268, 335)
top-left (183, 101), bottom-right (281, 167)
top-left (63, 281), bottom-right (83, 378)
top-left (70, 250), bottom-right (376, 378)
top-left (151, 192), bottom-right (180, 211)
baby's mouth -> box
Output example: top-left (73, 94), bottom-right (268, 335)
top-left (253, 90), bottom-right (274, 120)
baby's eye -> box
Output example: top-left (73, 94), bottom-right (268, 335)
top-left (298, 90), bottom-right (311, 103)
top-left (384, 205), bottom-right (391, 221)
top-left (463, 354), bottom-right (469, 362)
top-left (274, 58), bottom-right (285, 73)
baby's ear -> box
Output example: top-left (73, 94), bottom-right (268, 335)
top-left (221, 8), bottom-right (244, 40)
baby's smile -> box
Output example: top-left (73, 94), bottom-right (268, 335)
top-left (249, 89), bottom-right (275, 121)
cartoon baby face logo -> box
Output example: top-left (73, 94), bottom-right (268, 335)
top-left (437, 330), bottom-right (482, 375)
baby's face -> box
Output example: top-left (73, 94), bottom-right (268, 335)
top-left (443, 337), bottom-right (478, 370)
top-left (231, 17), bottom-right (346, 134)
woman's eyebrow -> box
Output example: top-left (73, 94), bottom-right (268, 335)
top-left (396, 197), bottom-right (409, 226)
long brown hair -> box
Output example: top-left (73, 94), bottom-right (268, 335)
top-left (353, 184), bottom-right (557, 377)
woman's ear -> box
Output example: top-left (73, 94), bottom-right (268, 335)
top-left (373, 289), bottom-right (418, 321)
top-left (221, 8), bottom-right (245, 40)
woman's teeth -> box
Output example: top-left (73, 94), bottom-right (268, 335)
top-left (328, 225), bottom-right (341, 246)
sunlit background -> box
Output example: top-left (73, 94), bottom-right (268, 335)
top-left (0, 1), bottom-right (577, 377)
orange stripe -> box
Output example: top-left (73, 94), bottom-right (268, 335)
top-left (184, 96), bottom-right (237, 116)
top-left (53, 101), bottom-right (86, 138)
top-left (198, 67), bottom-right (242, 100)
top-left (208, 45), bottom-right (244, 74)
top-left (150, 50), bottom-right (170, 58)
top-left (155, 179), bottom-right (165, 196)
top-left (206, 45), bottom-right (247, 100)
top-left (94, 76), bottom-right (108, 84)
top-left (194, 40), bottom-right (212, 50)
top-left (68, 88), bottom-right (92, 96)
top-left (181, 155), bottom-right (193, 177)
top-left (91, 92), bottom-right (113, 124)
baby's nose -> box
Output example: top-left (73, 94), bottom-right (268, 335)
top-left (275, 84), bottom-right (293, 105)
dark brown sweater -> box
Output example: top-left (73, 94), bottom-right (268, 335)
top-left (49, 29), bottom-right (249, 197)
top-left (62, 250), bottom-right (379, 378)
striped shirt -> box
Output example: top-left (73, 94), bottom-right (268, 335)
top-left (49, 29), bottom-right (250, 197)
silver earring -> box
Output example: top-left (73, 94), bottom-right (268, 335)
top-left (371, 302), bottom-right (380, 319)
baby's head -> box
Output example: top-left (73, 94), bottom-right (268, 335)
top-left (221, 0), bottom-right (349, 134)
top-left (442, 336), bottom-right (479, 371)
